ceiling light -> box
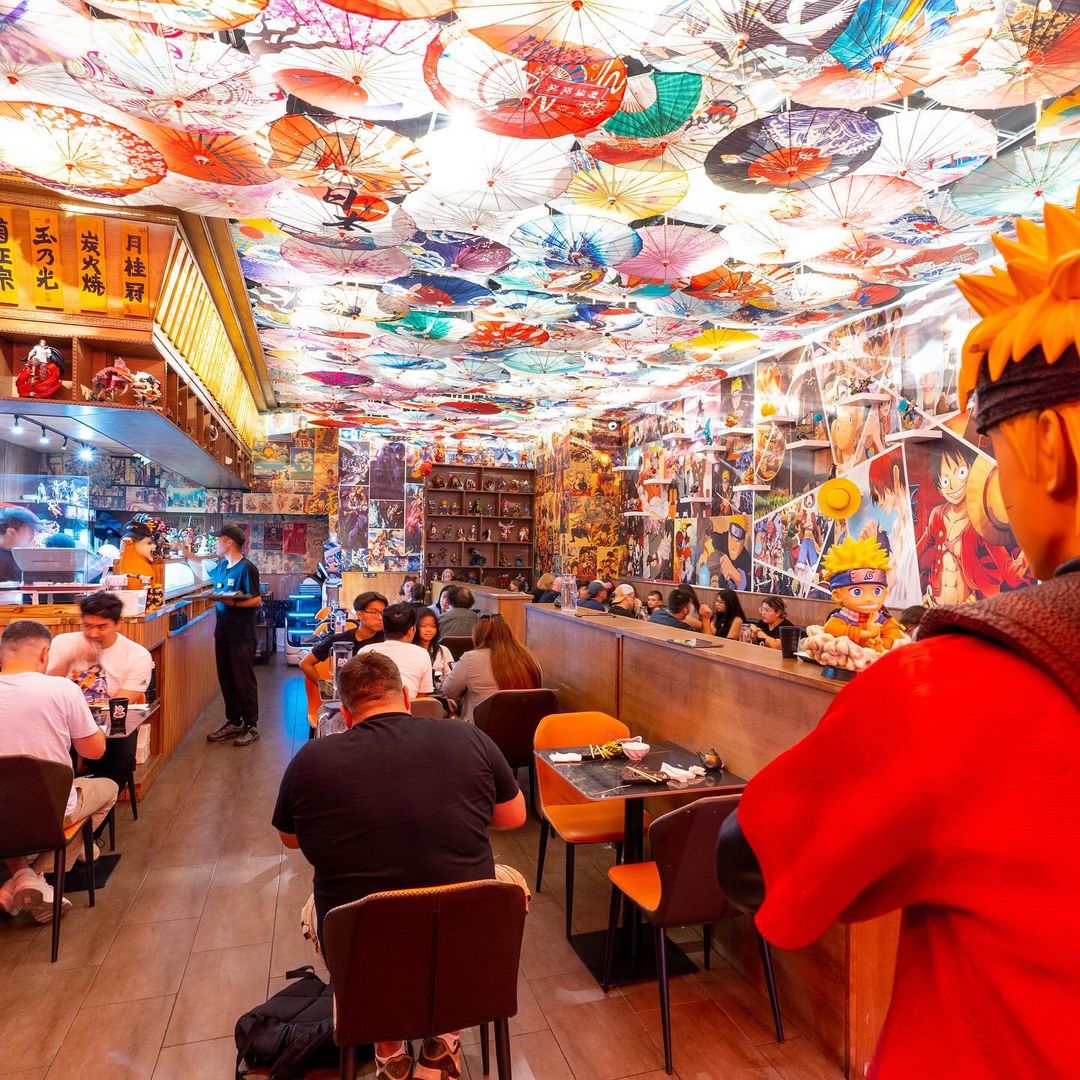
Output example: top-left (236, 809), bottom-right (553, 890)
top-left (62, 436), bottom-right (69, 450)
top-left (11, 416), bottom-right (22, 436)
top-left (38, 426), bottom-right (49, 444)
top-left (78, 445), bottom-right (94, 462)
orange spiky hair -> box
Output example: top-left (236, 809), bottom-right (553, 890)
top-left (955, 191), bottom-right (1080, 428)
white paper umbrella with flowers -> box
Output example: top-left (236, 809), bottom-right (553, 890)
top-left (949, 139), bottom-right (1080, 216)
top-left (553, 157), bottom-right (689, 223)
top-left (65, 22), bottom-right (285, 134)
top-left (480, 290), bottom-right (577, 322)
top-left (779, 174), bottom-right (923, 230)
top-left (122, 174), bottom-right (286, 217)
top-left (616, 223), bottom-right (728, 285)
top-left (421, 129), bottom-right (575, 212)
top-left (0, 102), bottom-right (166, 197)
top-left (1, 0), bottom-right (94, 60)
top-left (81, 0), bottom-right (268, 32)
top-left (280, 236), bottom-right (411, 282)
top-left (0, 31), bottom-right (101, 110)
top-left (856, 108), bottom-right (996, 190)
top-left (266, 188), bottom-right (414, 248)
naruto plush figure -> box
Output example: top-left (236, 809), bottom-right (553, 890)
top-left (717, 195), bottom-right (1080, 1079)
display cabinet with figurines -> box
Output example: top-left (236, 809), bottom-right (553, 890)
top-left (423, 462), bottom-right (535, 588)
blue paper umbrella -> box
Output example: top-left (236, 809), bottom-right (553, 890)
top-left (369, 354), bottom-right (448, 371)
top-left (381, 274), bottom-right (495, 311)
top-left (374, 310), bottom-right (470, 341)
top-left (501, 349), bottom-right (586, 375)
top-left (403, 233), bottom-right (513, 275)
top-left (510, 214), bottom-right (642, 269)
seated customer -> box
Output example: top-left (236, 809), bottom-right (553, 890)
top-left (579, 581), bottom-right (609, 611)
top-left (609, 583), bottom-right (641, 619)
top-left (441, 614), bottom-right (542, 722)
top-left (357, 603), bottom-right (434, 697)
top-left (0, 620), bottom-right (117, 923)
top-left (644, 590), bottom-right (664, 619)
top-left (438, 586), bottom-right (478, 637)
top-left (415, 609), bottom-right (454, 688)
top-left (273, 652), bottom-right (526, 1080)
top-left (535, 575), bottom-right (562, 604)
top-left (713, 588), bottom-right (747, 640)
top-left (898, 604), bottom-right (927, 640)
top-left (750, 596), bottom-right (797, 649)
top-left (532, 572), bottom-right (554, 603)
top-left (648, 585), bottom-right (715, 634)
top-left (299, 591), bottom-right (386, 689)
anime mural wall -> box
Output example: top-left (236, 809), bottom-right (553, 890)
top-left (619, 284), bottom-right (1035, 605)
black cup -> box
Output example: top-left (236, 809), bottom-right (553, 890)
top-left (779, 625), bottom-right (801, 659)
top-left (108, 697), bottom-right (129, 736)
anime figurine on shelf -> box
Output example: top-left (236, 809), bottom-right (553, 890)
top-left (515, 555), bottom-right (525, 568)
top-left (483, 478), bottom-right (495, 492)
top-left (456, 527), bottom-right (466, 540)
top-left (131, 371), bottom-right (162, 408)
top-left (428, 524), bottom-right (438, 540)
top-left (16, 339), bottom-right (63, 399)
top-left (465, 477), bottom-right (477, 491)
top-left (818, 536), bottom-right (908, 654)
top-left (498, 520), bottom-right (513, 541)
top-left (431, 474), bottom-right (445, 489)
top-left (469, 523), bottom-right (477, 540)
top-left (436, 546), bottom-right (448, 564)
top-left (442, 526), bottom-right (452, 541)
top-left (481, 529), bottom-right (492, 542)
top-left (497, 477), bottom-right (509, 491)
top-left (448, 474), bottom-right (463, 490)
top-left (438, 499), bottom-right (449, 514)
top-left (518, 527), bottom-right (530, 543)
top-left (90, 356), bottom-right (134, 403)
top-left (469, 547), bottom-right (487, 567)
top-left (427, 500), bottom-right (436, 514)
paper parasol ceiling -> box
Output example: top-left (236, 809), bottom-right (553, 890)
top-left (3, 0), bottom-right (1079, 436)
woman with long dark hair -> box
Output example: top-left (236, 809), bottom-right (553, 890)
top-left (714, 588), bottom-right (746, 639)
top-left (440, 614), bottom-right (542, 722)
top-left (415, 608), bottom-right (454, 688)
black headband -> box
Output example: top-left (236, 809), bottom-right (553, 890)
top-left (972, 345), bottom-right (1080, 434)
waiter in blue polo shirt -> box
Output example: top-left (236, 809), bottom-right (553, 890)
top-left (191, 524), bottom-right (263, 747)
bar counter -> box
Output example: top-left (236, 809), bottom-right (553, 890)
top-left (461, 582), bottom-right (532, 639)
top-left (525, 603), bottom-right (898, 1079)
top-left (0, 587), bottom-right (220, 795)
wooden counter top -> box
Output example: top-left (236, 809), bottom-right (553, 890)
top-left (463, 582), bottom-right (533, 639)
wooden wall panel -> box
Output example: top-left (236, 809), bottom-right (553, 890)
top-left (525, 606), bottom-right (619, 717)
top-left (160, 609), bottom-right (217, 758)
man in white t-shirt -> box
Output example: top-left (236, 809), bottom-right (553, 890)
top-left (47, 591), bottom-right (154, 705)
top-left (0, 620), bottom-right (118, 924)
top-left (357, 604), bottom-right (434, 698)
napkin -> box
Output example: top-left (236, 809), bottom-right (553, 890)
top-left (551, 752), bottom-right (583, 763)
top-left (660, 762), bottom-right (706, 783)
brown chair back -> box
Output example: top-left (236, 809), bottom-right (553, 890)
top-left (323, 880), bottom-right (527, 1047)
top-left (647, 795), bottom-right (742, 929)
top-left (0, 756), bottom-right (72, 858)
top-left (410, 697), bottom-right (447, 719)
top-left (441, 636), bottom-right (474, 661)
top-left (473, 689), bottom-right (559, 772)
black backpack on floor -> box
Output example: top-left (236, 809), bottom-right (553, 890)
top-left (234, 965), bottom-right (372, 1079)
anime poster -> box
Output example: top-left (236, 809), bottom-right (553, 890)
top-left (263, 524), bottom-right (284, 549)
top-left (716, 373), bottom-right (753, 431)
top-left (905, 430), bottom-right (1033, 606)
top-left (896, 294), bottom-right (966, 429)
top-left (273, 492), bottom-right (306, 514)
top-left (254, 441), bottom-right (289, 478)
top-left (218, 489), bottom-right (245, 515)
top-left (673, 518), bottom-right (697, 584)
top-left (165, 483), bottom-right (206, 511)
top-left (405, 484), bottom-right (425, 553)
top-left (711, 457), bottom-right (752, 516)
top-left (694, 513), bottom-right (752, 590)
top-left (339, 438), bottom-right (369, 487)
top-left (126, 487), bottom-right (166, 512)
top-left (643, 516), bottom-right (673, 581)
top-left (338, 487), bottom-right (369, 552)
top-left (625, 530), bottom-right (644, 577)
top-left (283, 522), bottom-right (308, 555)
top-left (242, 493), bottom-right (274, 515)
top-left (596, 546), bottom-right (621, 580)
top-left (370, 500), bottom-right (404, 529)
top-left (369, 439), bottom-right (407, 500)
top-left (752, 493), bottom-right (834, 598)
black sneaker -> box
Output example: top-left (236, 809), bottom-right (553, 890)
top-left (207, 722), bottom-right (245, 743)
top-left (233, 728), bottom-right (260, 747)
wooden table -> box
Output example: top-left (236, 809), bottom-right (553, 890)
top-left (536, 740), bottom-right (746, 986)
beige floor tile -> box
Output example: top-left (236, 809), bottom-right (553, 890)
top-left (462, 1028), bottom-right (574, 1080)
top-left (619, 972), bottom-right (709, 1014)
top-left (44, 996), bottom-right (173, 1080)
top-left (697, 963), bottom-right (798, 1046)
top-left (461, 972), bottom-right (548, 1046)
top-left (125, 863), bottom-right (215, 926)
top-left (163, 942), bottom-right (271, 1046)
top-left (517, 894), bottom-right (590, 981)
top-left (152, 822), bottom-right (226, 869)
top-left (90, 917), bottom-right (198, 1004)
top-left (530, 969), bottom-right (664, 1080)
top-left (191, 880), bottom-right (278, 953)
top-left (211, 834), bottom-right (283, 889)
top-left (269, 897), bottom-right (321, 977)
top-left (0, 965), bottom-right (96, 1073)
top-left (152, 1037), bottom-right (238, 1079)
top-left (757, 1037), bottom-right (845, 1080)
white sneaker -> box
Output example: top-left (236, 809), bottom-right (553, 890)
top-left (9, 868), bottom-right (69, 923)
top-left (0, 873), bottom-right (20, 915)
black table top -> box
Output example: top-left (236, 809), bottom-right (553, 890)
top-left (536, 740), bottom-right (747, 801)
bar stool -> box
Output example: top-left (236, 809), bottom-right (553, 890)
top-left (602, 795), bottom-right (784, 1074)
top-left (323, 880), bottom-right (528, 1080)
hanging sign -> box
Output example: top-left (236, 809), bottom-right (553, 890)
top-left (76, 215), bottom-right (108, 312)
top-left (29, 209), bottom-right (63, 309)
top-left (0, 204), bottom-right (17, 305)
top-left (120, 223), bottom-right (150, 316)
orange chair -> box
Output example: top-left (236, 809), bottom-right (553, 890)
top-left (603, 795), bottom-right (783, 1074)
top-left (304, 657), bottom-right (334, 738)
top-left (534, 711), bottom-right (649, 939)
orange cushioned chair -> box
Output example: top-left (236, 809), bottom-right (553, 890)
top-left (534, 711), bottom-right (650, 939)
top-left (304, 657), bottom-right (334, 739)
top-left (603, 794), bottom-right (783, 1074)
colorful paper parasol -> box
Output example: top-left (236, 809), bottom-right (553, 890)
top-left (0, 32), bottom-right (98, 108)
top-left (501, 349), bottom-right (585, 375)
top-left (319, 0), bottom-right (455, 19)
top-left (481, 291), bottom-right (577, 322)
top-left (265, 188), bottom-right (413, 248)
top-left (950, 139), bottom-right (1080, 216)
top-left (510, 213), bottom-right (642, 268)
top-left (124, 175), bottom-right (285, 217)
top-left (81, 0), bottom-right (268, 32)
top-left (557, 157), bottom-right (689, 222)
top-left (780, 174), bottom-right (923, 229)
top-left (304, 370), bottom-right (375, 387)
top-left (671, 327), bottom-right (760, 361)
top-left (280, 236), bottom-right (411, 281)
top-left (423, 24), bottom-right (627, 140)
top-left (0, 0), bottom-right (93, 60)
top-left (720, 215), bottom-right (848, 263)
top-left (402, 234), bottom-right (513, 275)
top-left (1037, 90), bottom-right (1080, 145)
top-left (866, 243), bottom-right (981, 284)
top-left (130, 120), bottom-right (277, 184)
top-left (464, 321), bottom-right (551, 351)
top-left (927, 1), bottom-right (1080, 110)
top-left (65, 21), bottom-right (285, 134)
top-left (704, 107), bottom-right (881, 193)
top-left (0, 101), bottom-right (167, 196)
top-left (260, 114), bottom-right (429, 197)
top-left (857, 107), bottom-right (996, 188)
top-left (616, 223), bottom-right (728, 284)
top-left (381, 275), bottom-right (496, 311)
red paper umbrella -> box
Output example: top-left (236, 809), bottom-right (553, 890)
top-left (465, 321), bottom-right (550, 351)
top-left (0, 102), bottom-right (166, 197)
top-left (704, 108), bottom-right (881, 193)
top-left (438, 399), bottom-right (502, 414)
top-left (130, 119), bottom-right (276, 184)
top-left (260, 114), bottom-right (429, 197)
top-left (616, 223), bottom-right (728, 285)
top-left (928, 1), bottom-right (1080, 110)
top-left (280, 236), bottom-right (411, 281)
top-left (82, 0), bottom-right (267, 32)
top-left (423, 23), bottom-right (626, 140)
top-left (866, 243), bottom-right (980, 285)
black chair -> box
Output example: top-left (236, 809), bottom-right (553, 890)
top-left (441, 636), bottom-right (475, 661)
top-left (473, 689), bottom-right (558, 811)
top-left (0, 755), bottom-right (96, 962)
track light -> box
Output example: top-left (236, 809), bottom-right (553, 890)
top-left (38, 426), bottom-right (49, 444)
top-left (62, 436), bottom-right (68, 450)
top-left (11, 416), bottom-right (22, 436)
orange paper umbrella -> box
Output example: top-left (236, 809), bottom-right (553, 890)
top-left (321, 0), bottom-right (454, 19)
top-left (0, 102), bottom-right (166, 196)
top-left (131, 119), bottom-right (277, 184)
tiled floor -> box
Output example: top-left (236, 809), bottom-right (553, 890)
top-left (0, 657), bottom-right (845, 1079)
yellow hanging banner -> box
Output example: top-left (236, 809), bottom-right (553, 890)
top-left (76, 215), bottom-right (107, 312)
top-left (29, 209), bottom-right (63, 308)
top-left (0, 204), bottom-right (18, 305)
top-left (120, 223), bottom-right (150, 317)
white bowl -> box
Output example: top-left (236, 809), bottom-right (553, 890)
top-left (622, 742), bottom-right (650, 762)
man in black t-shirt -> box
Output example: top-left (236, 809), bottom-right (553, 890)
top-left (201, 524), bottom-right (263, 747)
top-left (0, 507), bottom-right (41, 583)
top-left (298, 590), bottom-right (386, 695)
top-left (273, 651), bottom-right (526, 1080)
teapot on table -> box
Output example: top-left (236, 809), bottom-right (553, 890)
top-left (696, 748), bottom-right (724, 771)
